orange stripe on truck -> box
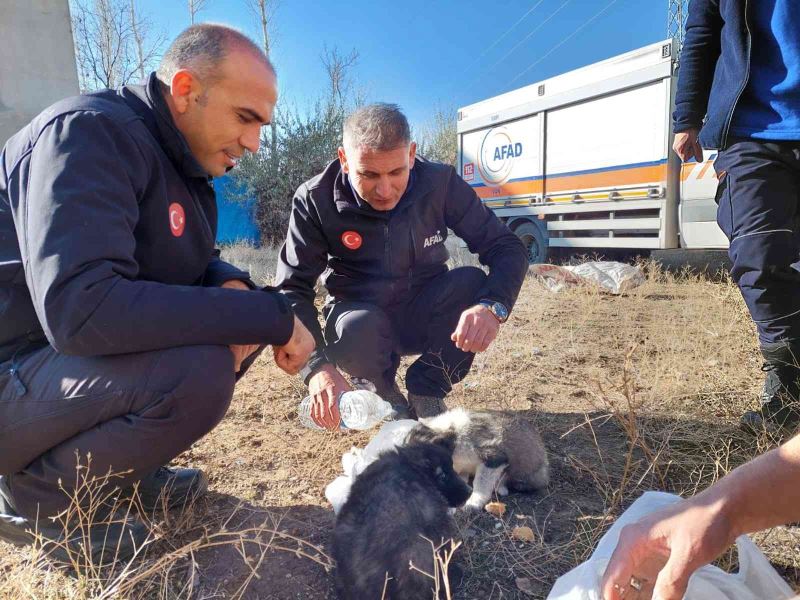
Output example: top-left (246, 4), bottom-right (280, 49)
top-left (545, 164), bottom-right (668, 193)
top-left (475, 179), bottom-right (544, 199)
top-left (473, 163), bottom-right (669, 199)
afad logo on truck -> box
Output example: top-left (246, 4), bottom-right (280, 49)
top-left (477, 127), bottom-right (523, 186)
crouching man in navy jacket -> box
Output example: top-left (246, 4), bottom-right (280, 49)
top-left (0, 24), bottom-right (314, 563)
top-left (275, 103), bottom-right (529, 428)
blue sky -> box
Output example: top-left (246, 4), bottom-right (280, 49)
top-left (138, 0), bottom-right (668, 129)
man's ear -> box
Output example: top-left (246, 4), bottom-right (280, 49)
top-left (337, 146), bottom-right (349, 174)
top-left (408, 141), bottom-right (417, 167)
top-left (169, 69), bottom-right (201, 115)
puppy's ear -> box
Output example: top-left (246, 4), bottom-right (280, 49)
top-left (407, 425), bottom-right (456, 454)
top-left (431, 431), bottom-right (456, 454)
top-left (398, 443), bottom-right (433, 472)
top-left (476, 445), bottom-right (508, 468)
top-left (406, 424), bottom-right (437, 445)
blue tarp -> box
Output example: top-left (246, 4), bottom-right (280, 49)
top-left (213, 175), bottom-right (260, 245)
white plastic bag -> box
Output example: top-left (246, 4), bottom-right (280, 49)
top-left (530, 261), bottom-right (645, 295)
top-left (546, 492), bottom-right (795, 600)
top-left (325, 419), bottom-right (419, 513)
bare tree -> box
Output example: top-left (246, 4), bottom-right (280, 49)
top-left (417, 106), bottom-right (458, 166)
top-left (245, 0), bottom-right (280, 164)
top-left (187, 0), bottom-right (208, 24)
top-left (245, 0), bottom-right (277, 56)
top-left (129, 0), bottom-right (147, 81)
top-left (321, 46), bottom-right (359, 104)
top-left (71, 0), bottom-right (165, 91)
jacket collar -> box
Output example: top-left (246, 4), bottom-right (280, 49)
top-left (120, 72), bottom-right (209, 180)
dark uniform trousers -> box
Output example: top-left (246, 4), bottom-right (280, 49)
top-left (323, 266), bottom-right (488, 399)
top-left (0, 344), bottom-right (235, 519)
top-left (715, 139), bottom-right (800, 344)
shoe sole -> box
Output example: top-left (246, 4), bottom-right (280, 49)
top-left (1, 509), bottom-right (147, 569)
top-left (137, 470), bottom-right (209, 513)
top-left (0, 513), bottom-right (35, 547)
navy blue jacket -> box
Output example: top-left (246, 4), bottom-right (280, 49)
top-left (673, 0), bottom-right (751, 149)
top-left (275, 158), bottom-right (529, 379)
top-left (0, 73), bottom-right (293, 363)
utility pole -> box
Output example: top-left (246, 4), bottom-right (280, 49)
top-left (667, 0), bottom-right (688, 55)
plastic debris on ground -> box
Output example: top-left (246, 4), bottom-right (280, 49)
top-left (530, 261), bottom-right (645, 295)
top-left (325, 419), bottom-right (419, 513)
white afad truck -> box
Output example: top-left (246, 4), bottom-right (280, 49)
top-left (457, 39), bottom-right (725, 263)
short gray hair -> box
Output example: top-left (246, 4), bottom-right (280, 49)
top-left (157, 24), bottom-right (275, 87)
top-left (343, 103), bottom-right (411, 151)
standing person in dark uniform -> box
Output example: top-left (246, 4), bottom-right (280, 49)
top-left (672, 0), bottom-right (800, 432)
top-left (276, 103), bottom-right (529, 428)
top-left (0, 24), bottom-right (314, 563)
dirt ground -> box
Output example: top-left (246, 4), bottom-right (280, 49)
top-left (2, 260), bottom-right (799, 599)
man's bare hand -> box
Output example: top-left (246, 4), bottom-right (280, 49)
top-left (451, 304), bottom-right (500, 353)
top-left (273, 316), bottom-right (315, 375)
top-left (221, 280), bottom-right (261, 372)
top-left (601, 495), bottom-right (734, 600)
top-left (673, 128), bottom-right (703, 163)
top-left (307, 364), bottom-right (352, 430)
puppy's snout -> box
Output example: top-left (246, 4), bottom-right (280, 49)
top-left (448, 474), bottom-right (472, 508)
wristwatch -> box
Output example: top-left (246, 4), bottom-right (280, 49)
top-left (478, 300), bottom-right (509, 324)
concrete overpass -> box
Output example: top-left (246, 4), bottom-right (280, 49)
top-left (0, 0), bottom-right (79, 146)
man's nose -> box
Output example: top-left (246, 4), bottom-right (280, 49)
top-left (240, 124), bottom-right (261, 153)
top-left (376, 177), bottom-right (392, 198)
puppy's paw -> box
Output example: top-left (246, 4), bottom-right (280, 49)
top-left (463, 494), bottom-right (488, 512)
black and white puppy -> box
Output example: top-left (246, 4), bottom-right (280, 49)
top-left (408, 408), bottom-right (549, 511)
top-left (332, 440), bottom-right (472, 600)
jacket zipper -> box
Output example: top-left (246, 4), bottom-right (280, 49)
top-left (195, 180), bottom-right (215, 243)
top-left (408, 226), bottom-right (416, 292)
top-left (721, 0), bottom-right (751, 149)
top-left (9, 365), bottom-right (27, 395)
top-left (8, 348), bottom-right (28, 395)
top-left (384, 222), bottom-right (391, 276)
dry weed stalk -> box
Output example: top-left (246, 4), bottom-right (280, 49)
top-left (406, 537), bottom-right (462, 600)
top-left (585, 344), bottom-right (669, 512)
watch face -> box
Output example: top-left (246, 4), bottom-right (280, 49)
top-left (482, 301), bottom-right (508, 322)
top-left (494, 303), bottom-right (509, 321)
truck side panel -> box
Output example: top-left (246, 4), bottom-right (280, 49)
top-left (546, 80), bottom-right (669, 194)
top-left (461, 114), bottom-right (542, 201)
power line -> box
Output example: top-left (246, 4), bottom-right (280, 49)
top-left (465, 0), bottom-right (574, 92)
top-left (508, 0), bottom-right (623, 87)
top-left (460, 0), bottom-right (548, 77)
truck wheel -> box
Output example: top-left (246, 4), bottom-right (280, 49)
top-left (514, 221), bottom-right (549, 264)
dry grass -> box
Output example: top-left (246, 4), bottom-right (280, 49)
top-left (2, 245), bottom-right (798, 599)
top-left (220, 243), bottom-right (281, 286)
top-left (0, 456), bottom-right (333, 600)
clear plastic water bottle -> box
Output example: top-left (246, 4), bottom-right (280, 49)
top-left (298, 390), bottom-right (394, 430)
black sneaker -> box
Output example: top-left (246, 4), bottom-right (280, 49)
top-left (131, 466), bottom-right (208, 513)
top-left (408, 393), bottom-right (448, 419)
top-left (740, 342), bottom-right (800, 434)
top-left (0, 476), bottom-right (150, 567)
